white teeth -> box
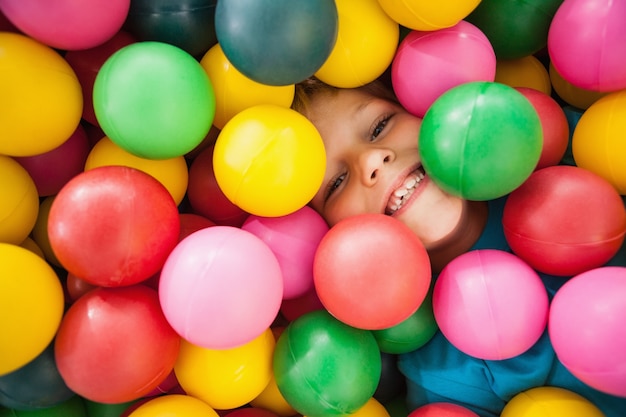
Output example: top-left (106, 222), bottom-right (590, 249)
top-left (385, 170), bottom-right (425, 215)
top-left (394, 188), bottom-right (409, 197)
top-left (405, 178), bottom-right (417, 189)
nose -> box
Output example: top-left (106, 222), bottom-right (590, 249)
top-left (357, 147), bottom-right (392, 186)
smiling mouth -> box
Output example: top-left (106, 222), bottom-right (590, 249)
top-left (385, 167), bottom-right (426, 215)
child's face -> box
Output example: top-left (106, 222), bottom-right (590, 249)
top-left (306, 88), bottom-right (466, 250)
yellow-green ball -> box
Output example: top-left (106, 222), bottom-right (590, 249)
top-left (213, 105), bottom-right (326, 217)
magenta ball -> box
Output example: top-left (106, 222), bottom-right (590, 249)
top-left (159, 226), bottom-right (283, 349)
top-left (409, 402), bottom-right (479, 417)
top-left (242, 206), bottom-right (329, 300)
top-left (314, 214), bottom-right (431, 330)
top-left (433, 249), bottom-right (549, 360)
top-left (502, 165), bottom-right (626, 277)
top-left (15, 124), bottom-right (91, 196)
top-left (549, 266), bottom-right (626, 397)
top-left (548, 0), bottom-right (626, 92)
top-left (391, 20), bottom-right (496, 118)
top-left (0, 0), bottom-right (130, 50)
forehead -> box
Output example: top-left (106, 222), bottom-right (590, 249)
top-left (306, 88), bottom-right (377, 130)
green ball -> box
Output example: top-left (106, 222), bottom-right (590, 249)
top-left (419, 81), bottom-right (542, 201)
top-left (93, 41), bottom-right (215, 160)
top-left (0, 396), bottom-right (85, 417)
top-left (273, 310), bottom-right (381, 417)
top-left (372, 290), bottom-right (438, 354)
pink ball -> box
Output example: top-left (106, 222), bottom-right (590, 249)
top-left (391, 20), bottom-right (496, 118)
top-left (159, 226), bottom-right (283, 349)
top-left (242, 206), bottom-right (329, 300)
top-left (433, 249), bottom-right (549, 360)
top-left (409, 402), bottom-right (479, 417)
top-left (15, 123), bottom-right (91, 196)
top-left (549, 266), bottom-right (626, 397)
top-left (548, 0), bottom-right (626, 92)
top-left (0, 0), bottom-right (130, 50)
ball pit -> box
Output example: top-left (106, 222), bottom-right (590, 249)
top-left (2, 2), bottom-right (626, 416)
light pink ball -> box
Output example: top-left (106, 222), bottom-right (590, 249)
top-left (159, 226), bottom-right (283, 349)
top-left (433, 249), bottom-right (548, 360)
top-left (549, 266), bottom-right (626, 397)
top-left (548, 0), bottom-right (626, 92)
top-left (391, 20), bottom-right (496, 118)
top-left (242, 206), bottom-right (329, 299)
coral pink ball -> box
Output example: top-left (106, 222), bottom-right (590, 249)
top-left (549, 266), bottom-right (626, 398)
top-left (433, 249), bottom-right (548, 360)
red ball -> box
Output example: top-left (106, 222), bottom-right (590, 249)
top-left (15, 123), bottom-right (91, 196)
top-left (54, 286), bottom-right (180, 403)
top-left (187, 144), bottom-right (249, 227)
top-left (48, 166), bottom-right (180, 287)
top-left (314, 214), bottom-right (431, 330)
top-left (514, 87), bottom-right (569, 170)
top-left (503, 165), bottom-right (626, 276)
top-left (409, 402), bottom-right (479, 417)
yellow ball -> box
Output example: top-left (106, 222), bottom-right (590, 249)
top-left (250, 374), bottom-right (298, 417)
top-left (315, 0), bottom-right (399, 88)
top-left (377, 0), bottom-right (481, 31)
top-left (128, 394), bottom-right (220, 417)
top-left (85, 137), bottom-right (189, 206)
top-left (501, 386), bottom-right (605, 417)
top-left (0, 155), bottom-right (39, 245)
top-left (213, 104), bottom-right (326, 217)
top-left (174, 328), bottom-right (275, 410)
top-left (31, 196), bottom-right (62, 268)
top-left (573, 89), bottom-right (626, 194)
top-left (495, 55), bottom-right (552, 96)
top-left (200, 44), bottom-right (295, 130)
top-left (0, 243), bottom-right (65, 375)
top-left (0, 32), bottom-right (83, 157)
top-left (550, 63), bottom-right (607, 110)
top-left (348, 398), bottom-right (390, 417)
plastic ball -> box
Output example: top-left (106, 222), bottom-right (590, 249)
top-left (409, 402), bottom-right (479, 417)
top-left (0, 343), bottom-right (73, 410)
top-left (127, 394), bottom-right (219, 417)
top-left (549, 266), bottom-right (626, 397)
top-left (501, 386), bottom-right (605, 417)
top-left (573, 89), bottom-right (626, 194)
top-left (159, 226), bottom-right (283, 349)
top-left (200, 44), bottom-right (295, 130)
top-left (377, 0), bottom-right (480, 31)
top-left (213, 105), bottom-right (326, 217)
top-left (0, 0), bottom-right (129, 50)
top-left (0, 395), bottom-right (87, 417)
top-left (85, 136), bottom-right (189, 206)
top-left (273, 310), bottom-right (382, 417)
top-left (225, 407), bottom-right (281, 417)
top-left (465, 0), bottom-right (564, 60)
top-left (187, 145), bottom-right (249, 227)
top-left (0, 244), bottom-right (64, 376)
top-left (0, 155), bottom-right (39, 245)
top-left (314, 214), bottom-right (431, 330)
top-left (48, 166), bottom-right (180, 287)
top-left (350, 398), bottom-right (390, 417)
top-left (502, 165), bottom-right (626, 276)
top-left (549, 62), bottom-right (607, 109)
top-left (433, 249), bottom-right (549, 360)
top-left (372, 290), bottom-right (438, 354)
top-left (391, 21), bottom-right (496, 118)
top-left (548, 0), bottom-right (626, 92)
top-left (93, 41), bottom-right (215, 159)
top-left (84, 399), bottom-right (137, 417)
top-left (54, 286), bottom-right (180, 404)
top-left (178, 213), bottom-right (215, 241)
top-left (514, 87), bottom-right (569, 170)
top-left (242, 206), bottom-right (329, 300)
top-left (64, 30), bottom-right (137, 127)
top-left (249, 375), bottom-right (298, 417)
top-left (0, 32), bottom-right (83, 157)
top-left (419, 81), bottom-right (543, 200)
top-left (314, 0), bottom-right (398, 88)
top-left (30, 197), bottom-right (62, 268)
top-left (124, 0), bottom-right (218, 58)
top-left (175, 328), bottom-right (275, 410)
top-left (215, 0), bottom-right (337, 86)
top-left (15, 124), bottom-right (91, 197)
top-left (279, 287), bottom-right (325, 322)
top-left (495, 55), bottom-right (552, 95)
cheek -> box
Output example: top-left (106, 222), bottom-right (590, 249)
top-left (325, 188), bottom-right (375, 226)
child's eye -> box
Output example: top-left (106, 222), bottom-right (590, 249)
top-left (325, 173), bottom-right (346, 201)
top-left (370, 115), bottom-right (392, 141)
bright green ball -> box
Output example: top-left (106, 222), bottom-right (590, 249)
top-left (94, 41), bottom-right (215, 160)
top-left (419, 81), bottom-right (543, 201)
